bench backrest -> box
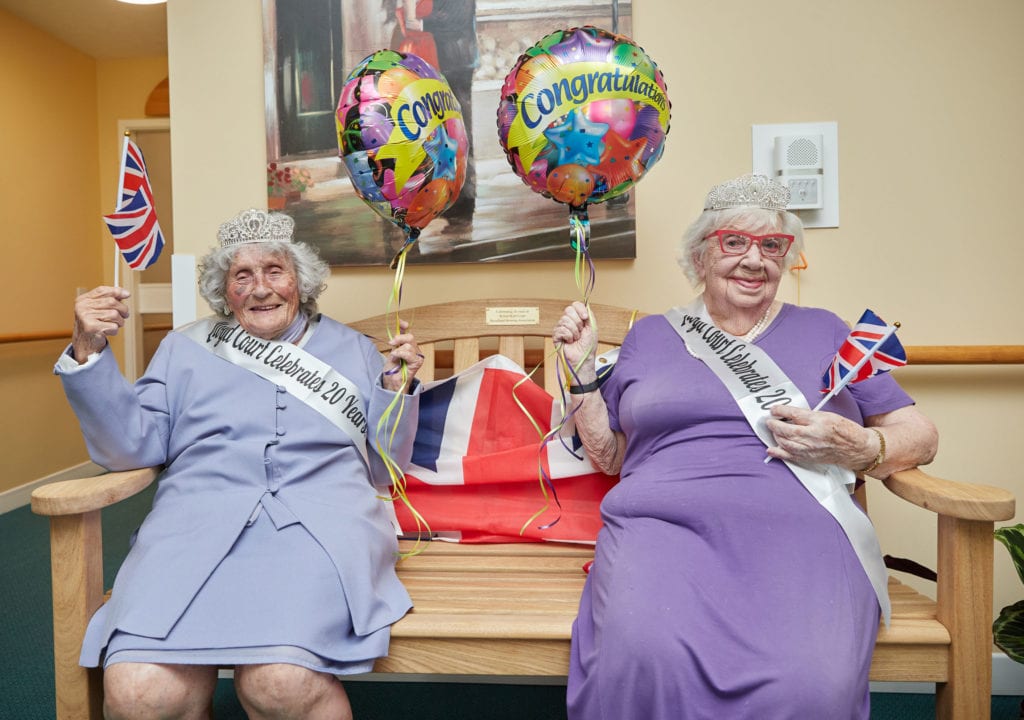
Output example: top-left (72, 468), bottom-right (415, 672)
top-left (350, 299), bottom-right (887, 512)
top-left (349, 298), bottom-right (645, 393)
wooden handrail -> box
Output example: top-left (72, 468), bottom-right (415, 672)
top-left (0, 330), bottom-right (70, 344)
top-left (2, 327), bottom-right (1022, 364)
top-left (0, 324), bottom-right (174, 346)
top-left (430, 346), bottom-right (1017, 370)
top-left (903, 345), bottom-right (1024, 365)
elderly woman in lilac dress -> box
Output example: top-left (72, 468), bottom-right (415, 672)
top-left (552, 174), bottom-right (938, 719)
top-left (57, 209), bottom-right (424, 720)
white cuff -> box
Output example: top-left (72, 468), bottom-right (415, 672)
top-left (55, 345), bottom-right (102, 374)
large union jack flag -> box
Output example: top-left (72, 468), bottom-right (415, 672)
top-left (103, 138), bottom-right (164, 270)
top-left (391, 355), bottom-right (616, 544)
top-left (820, 309), bottom-right (907, 401)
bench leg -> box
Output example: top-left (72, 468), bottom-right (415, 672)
top-left (935, 515), bottom-right (994, 720)
top-left (50, 511), bottom-right (105, 720)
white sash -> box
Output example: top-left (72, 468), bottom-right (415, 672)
top-left (665, 299), bottom-right (891, 625)
top-left (179, 316), bottom-right (370, 469)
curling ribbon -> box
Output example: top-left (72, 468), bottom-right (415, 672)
top-left (513, 204), bottom-right (601, 533)
top-left (375, 238), bottom-right (430, 557)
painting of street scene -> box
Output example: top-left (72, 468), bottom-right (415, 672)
top-left (264, 0), bottom-right (636, 266)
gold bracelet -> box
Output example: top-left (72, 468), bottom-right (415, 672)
top-left (860, 427), bottom-right (886, 474)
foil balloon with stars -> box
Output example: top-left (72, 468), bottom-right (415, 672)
top-left (497, 26), bottom-right (670, 298)
top-left (335, 49), bottom-right (468, 549)
top-left (497, 27), bottom-right (669, 533)
top-left (336, 49), bottom-right (469, 268)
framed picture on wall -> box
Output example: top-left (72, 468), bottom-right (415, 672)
top-left (263, 0), bottom-right (637, 267)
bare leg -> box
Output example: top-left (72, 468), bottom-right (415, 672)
top-left (234, 663), bottom-right (353, 720)
top-left (103, 662), bottom-right (218, 720)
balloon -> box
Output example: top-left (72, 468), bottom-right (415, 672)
top-left (546, 164), bottom-right (594, 207)
top-left (336, 49), bottom-right (469, 243)
top-left (497, 26), bottom-right (670, 210)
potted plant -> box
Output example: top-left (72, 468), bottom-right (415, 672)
top-left (994, 523), bottom-right (1024, 717)
top-left (267, 162), bottom-right (314, 209)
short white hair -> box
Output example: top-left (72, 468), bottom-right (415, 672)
top-left (197, 240), bottom-right (330, 317)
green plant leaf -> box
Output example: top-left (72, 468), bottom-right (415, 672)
top-left (994, 599), bottom-right (1024, 664)
top-left (995, 524), bottom-right (1024, 587)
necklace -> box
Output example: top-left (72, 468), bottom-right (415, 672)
top-left (741, 304), bottom-right (774, 342)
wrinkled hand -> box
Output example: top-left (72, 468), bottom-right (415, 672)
top-left (764, 404), bottom-right (874, 469)
top-left (552, 301), bottom-right (599, 384)
top-left (71, 286), bottom-right (131, 363)
top-left (382, 319), bottom-right (424, 393)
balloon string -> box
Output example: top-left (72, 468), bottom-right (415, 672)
top-left (511, 345), bottom-right (572, 535)
top-left (569, 208), bottom-right (595, 304)
top-left (535, 308), bottom-right (637, 531)
top-left (518, 207), bottom-right (598, 534)
top-left (515, 308), bottom-right (603, 535)
top-left (377, 239), bottom-right (430, 558)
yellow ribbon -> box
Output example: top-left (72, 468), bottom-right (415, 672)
top-left (375, 242), bottom-right (430, 558)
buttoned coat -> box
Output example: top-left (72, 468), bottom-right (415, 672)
top-left (57, 316), bottom-right (419, 663)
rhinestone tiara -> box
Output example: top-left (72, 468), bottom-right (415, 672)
top-left (217, 208), bottom-right (295, 247)
top-left (703, 174), bottom-right (790, 211)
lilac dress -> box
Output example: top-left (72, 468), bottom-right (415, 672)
top-left (57, 316), bottom-right (419, 673)
top-left (566, 304), bottom-right (912, 720)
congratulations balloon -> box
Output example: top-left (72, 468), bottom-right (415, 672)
top-left (336, 49), bottom-right (468, 245)
top-left (497, 26), bottom-right (670, 210)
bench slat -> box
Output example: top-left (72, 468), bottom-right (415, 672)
top-left (399, 554), bottom-right (591, 574)
top-left (391, 612), bottom-right (573, 639)
top-left (870, 646), bottom-right (949, 682)
top-left (376, 638), bottom-right (571, 675)
top-left (386, 544), bottom-right (950, 679)
top-left (398, 541), bottom-right (594, 557)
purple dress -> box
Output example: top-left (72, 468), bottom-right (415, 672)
top-left (567, 304), bottom-right (912, 720)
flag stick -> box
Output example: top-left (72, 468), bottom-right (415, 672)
top-left (112, 133), bottom-right (130, 289)
top-left (812, 323), bottom-right (899, 411)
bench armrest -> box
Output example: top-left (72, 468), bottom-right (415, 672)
top-left (882, 467), bottom-right (1015, 521)
top-left (29, 465), bottom-right (159, 720)
top-left (881, 466), bottom-right (1014, 716)
top-left (31, 466), bottom-right (160, 517)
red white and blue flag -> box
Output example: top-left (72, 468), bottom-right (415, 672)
top-left (816, 309), bottom-right (907, 409)
top-left (392, 355), bottom-right (616, 544)
top-left (103, 138), bottom-right (164, 270)
top-left (118, 138), bottom-right (152, 206)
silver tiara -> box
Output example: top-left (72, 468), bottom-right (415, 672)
top-left (217, 208), bottom-right (295, 247)
top-left (703, 174), bottom-right (790, 211)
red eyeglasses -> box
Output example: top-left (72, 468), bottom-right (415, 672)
top-left (705, 229), bottom-right (794, 258)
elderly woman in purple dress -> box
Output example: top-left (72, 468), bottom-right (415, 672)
top-left (57, 209), bottom-right (424, 720)
top-left (552, 174), bottom-right (938, 719)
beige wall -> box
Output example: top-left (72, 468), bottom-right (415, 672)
top-left (0, 9), bottom-right (99, 488)
top-left (4, 0), bottom-right (1021, 621)
top-left (0, 8), bottom-right (168, 492)
top-left (165, 0), bottom-right (1024, 618)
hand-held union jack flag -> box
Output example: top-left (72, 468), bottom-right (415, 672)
top-left (815, 309), bottom-right (907, 411)
top-left (103, 138), bottom-right (164, 270)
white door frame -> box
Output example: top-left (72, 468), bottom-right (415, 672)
top-left (116, 118), bottom-right (171, 381)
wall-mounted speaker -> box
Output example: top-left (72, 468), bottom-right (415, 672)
top-left (772, 134), bottom-right (824, 210)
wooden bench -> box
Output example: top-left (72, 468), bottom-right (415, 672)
top-left (31, 298), bottom-right (1017, 720)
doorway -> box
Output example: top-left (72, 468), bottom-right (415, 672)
top-left (116, 118), bottom-right (173, 381)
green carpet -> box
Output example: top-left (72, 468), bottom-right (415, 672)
top-left (2, 484), bottom-right (1021, 719)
